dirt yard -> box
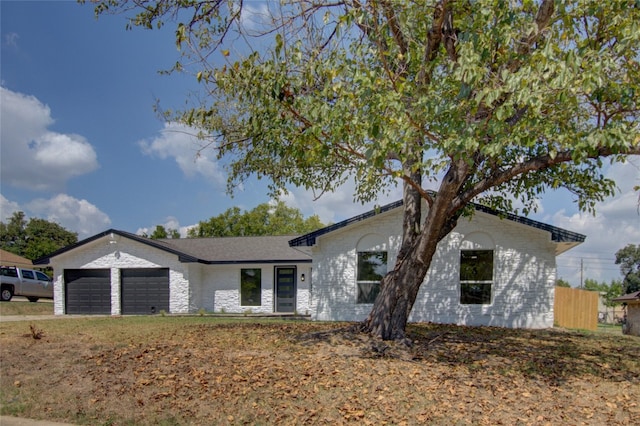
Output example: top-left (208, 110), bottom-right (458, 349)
top-left (0, 316), bottom-right (638, 425)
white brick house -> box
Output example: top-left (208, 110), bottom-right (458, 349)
top-left (36, 200), bottom-right (584, 328)
top-left (36, 233), bottom-right (312, 316)
top-left (289, 200), bottom-right (584, 329)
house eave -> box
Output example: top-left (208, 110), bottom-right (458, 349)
top-left (289, 199), bottom-right (586, 250)
top-left (200, 259), bottom-right (313, 265)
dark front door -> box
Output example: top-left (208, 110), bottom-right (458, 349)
top-left (275, 267), bottom-right (296, 313)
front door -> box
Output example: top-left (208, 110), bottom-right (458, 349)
top-left (275, 267), bottom-right (296, 313)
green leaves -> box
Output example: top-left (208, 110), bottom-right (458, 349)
top-left (187, 201), bottom-right (325, 238)
top-left (90, 0), bottom-right (640, 215)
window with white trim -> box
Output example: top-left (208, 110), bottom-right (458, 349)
top-left (459, 250), bottom-right (493, 305)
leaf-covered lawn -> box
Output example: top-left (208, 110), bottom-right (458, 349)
top-left (1, 318), bottom-right (638, 425)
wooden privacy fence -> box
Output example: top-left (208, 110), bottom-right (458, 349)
top-left (554, 286), bottom-right (598, 331)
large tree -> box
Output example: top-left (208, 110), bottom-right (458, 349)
top-left (87, 0), bottom-right (640, 340)
top-left (0, 212), bottom-right (78, 260)
top-left (188, 201), bottom-right (324, 237)
top-left (615, 244), bottom-right (640, 294)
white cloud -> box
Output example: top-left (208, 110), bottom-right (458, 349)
top-left (239, 3), bottom-right (271, 30)
top-left (4, 32), bottom-right (19, 48)
top-left (139, 122), bottom-right (226, 187)
top-left (26, 194), bottom-right (111, 239)
top-left (0, 194), bottom-right (21, 222)
top-left (552, 158), bottom-right (640, 286)
top-left (0, 87), bottom-right (99, 191)
top-left (282, 178), bottom-right (403, 225)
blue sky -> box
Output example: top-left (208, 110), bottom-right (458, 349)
top-left (1, 1), bottom-right (639, 287)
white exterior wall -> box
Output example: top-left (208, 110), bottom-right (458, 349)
top-left (49, 234), bottom-right (189, 315)
top-left (311, 210), bottom-right (558, 329)
top-left (50, 232), bottom-right (313, 316)
top-left (199, 263), bottom-right (312, 314)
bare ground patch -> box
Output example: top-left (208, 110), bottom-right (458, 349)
top-left (1, 318), bottom-right (638, 425)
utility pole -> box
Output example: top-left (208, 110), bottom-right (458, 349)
top-left (580, 258), bottom-right (584, 288)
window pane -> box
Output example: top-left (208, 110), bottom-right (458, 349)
top-left (460, 250), bottom-right (493, 281)
top-left (22, 270), bottom-right (35, 280)
top-left (36, 271), bottom-right (50, 281)
top-left (357, 281), bottom-right (380, 304)
top-left (460, 282), bottom-right (492, 304)
top-left (241, 269), bottom-right (261, 306)
top-left (1, 268), bottom-right (18, 278)
top-left (357, 251), bottom-right (387, 304)
top-left (357, 252), bottom-right (387, 281)
top-left (460, 250), bottom-right (493, 305)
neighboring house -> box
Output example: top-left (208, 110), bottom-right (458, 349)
top-left (0, 249), bottom-right (34, 269)
top-left (35, 232), bottom-right (312, 316)
top-left (290, 200), bottom-right (585, 328)
top-left (597, 292), bottom-right (625, 324)
top-left (612, 291), bottom-right (640, 336)
top-left (35, 200), bottom-right (585, 329)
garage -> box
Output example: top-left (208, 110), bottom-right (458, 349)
top-left (64, 269), bottom-right (111, 314)
top-left (121, 268), bottom-right (169, 315)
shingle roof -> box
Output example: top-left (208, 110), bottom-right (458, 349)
top-left (612, 291), bottom-right (640, 303)
top-left (34, 230), bottom-right (311, 265)
top-left (289, 199), bottom-right (586, 251)
top-left (0, 249), bottom-right (33, 268)
top-left (160, 235), bottom-right (311, 264)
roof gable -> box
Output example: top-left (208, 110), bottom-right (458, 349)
top-left (289, 199), bottom-right (585, 254)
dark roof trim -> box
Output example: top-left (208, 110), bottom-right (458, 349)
top-left (472, 203), bottom-right (585, 244)
top-left (288, 200), bottom-right (403, 247)
top-left (289, 199), bottom-right (586, 247)
top-left (33, 229), bottom-right (201, 265)
top-left (203, 259), bottom-right (312, 265)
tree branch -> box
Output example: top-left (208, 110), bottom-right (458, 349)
top-left (452, 144), bottom-right (640, 213)
top-left (417, 0), bottom-right (448, 86)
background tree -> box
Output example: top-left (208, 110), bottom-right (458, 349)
top-left (0, 212), bottom-right (78, 260)
top-left (615, 244), bottom-right (640, 294)
top-left (148, 225), bottom-right (181, 239)
top-left (0, 212), bottom-right (28, 256)
top-left (188, 201), bottom-right (324, 237)
top-left (555, 278), bottom-right (571, 288)
top-left (583, 278), bottom-right (624, 312)
top-left (602, 280), bottom-right (624, 309)
top-left (88, 0), bottom-right (640, 340)
top-left (583, 278), bottom-right (606, 293)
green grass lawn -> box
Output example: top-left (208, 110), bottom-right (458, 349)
top-left (0, 299), bottom-right (54, 316)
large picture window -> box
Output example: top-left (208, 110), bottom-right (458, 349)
top-left (357, 251), bottom-right (387, 304)
top-left (460, 250), bottom-right (493, 305)
top-left (240, 268), bottom-right (261, 306)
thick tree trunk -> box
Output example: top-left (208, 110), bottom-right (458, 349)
top-left (362, 246), bottom-right (433, 341)
top-left (363, 159), bottom-right (469, 341)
